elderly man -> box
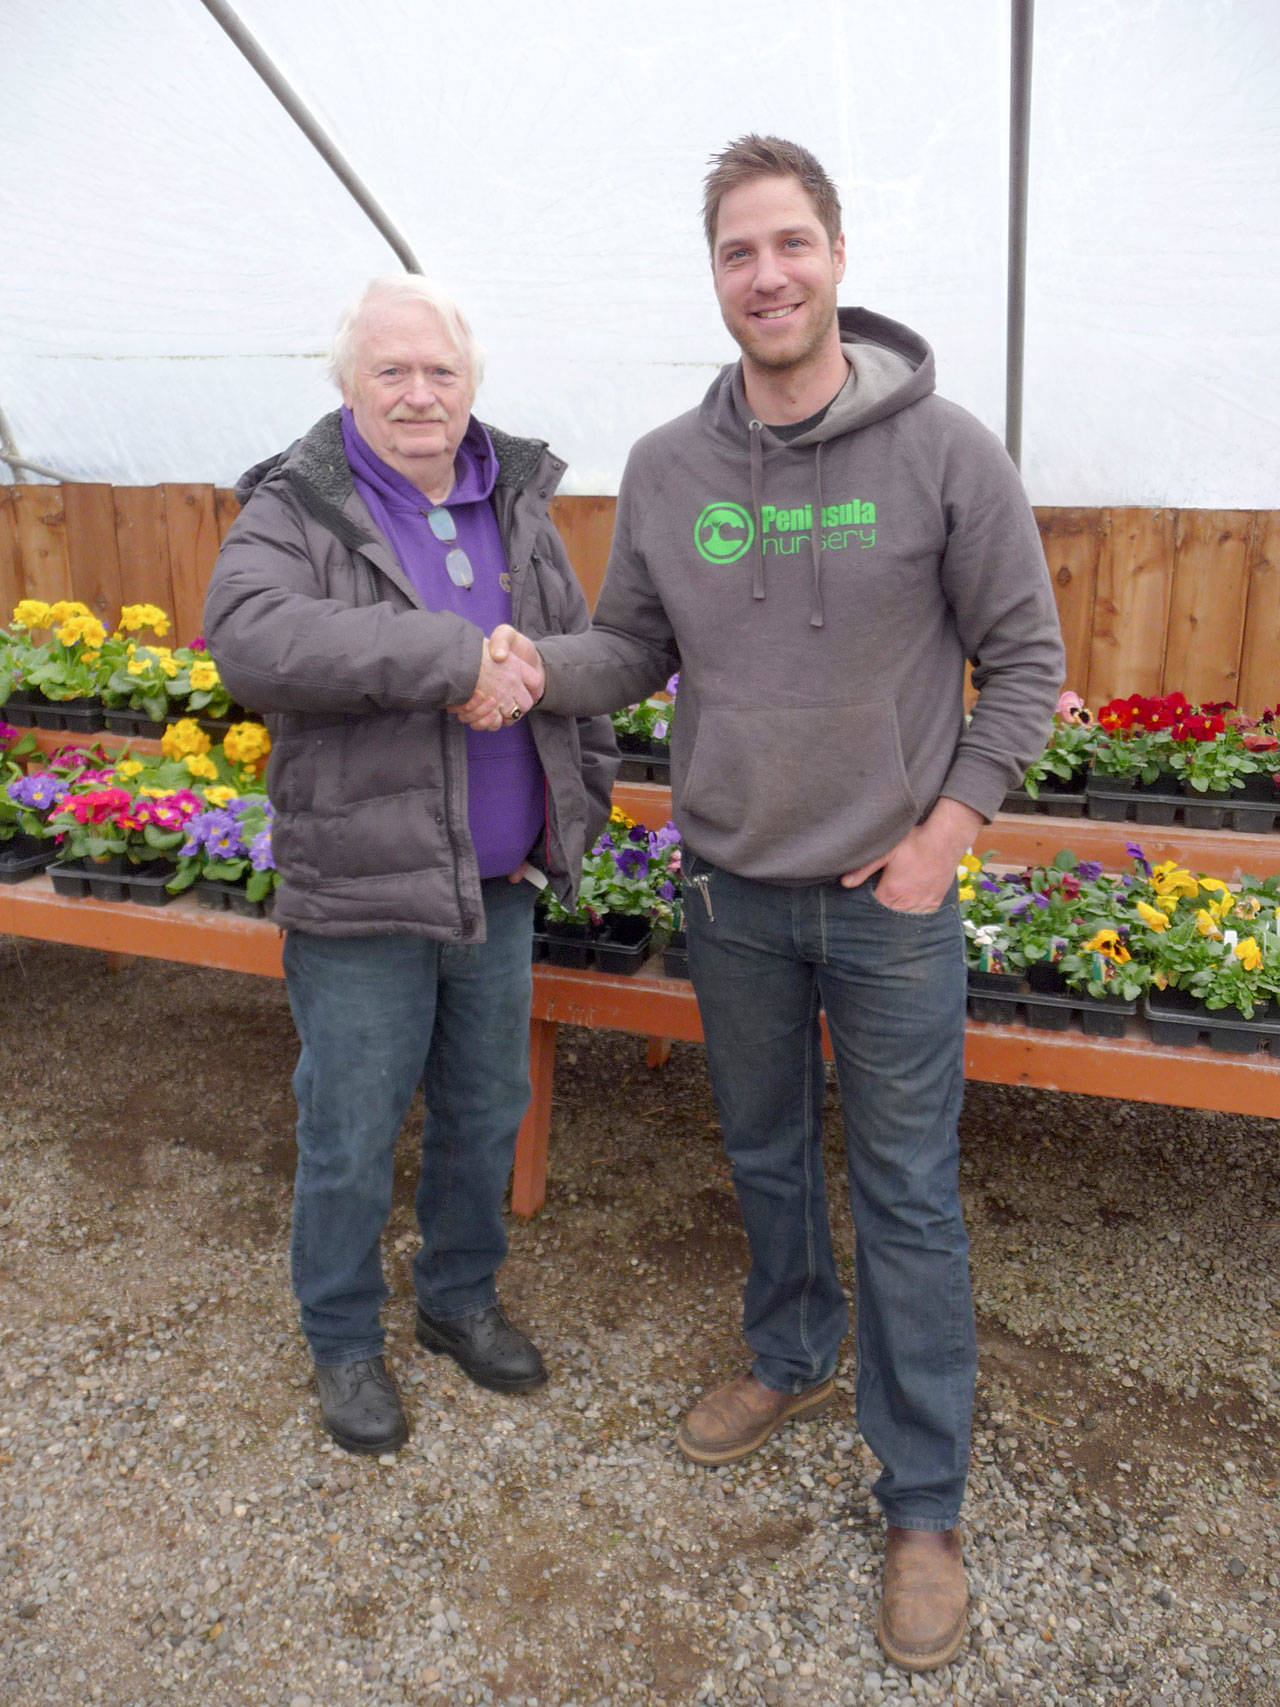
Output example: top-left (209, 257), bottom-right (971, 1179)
top-left (204, 275), bottom-right (615, 1455)
top-left (478, 137), bottom-right (1064, 1671)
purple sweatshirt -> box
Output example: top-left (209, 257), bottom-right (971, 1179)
top-left (342, 408), bottom-right (544, 879)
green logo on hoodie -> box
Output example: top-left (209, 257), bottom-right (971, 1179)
top-left (694, 501), bottom-right (755, 564)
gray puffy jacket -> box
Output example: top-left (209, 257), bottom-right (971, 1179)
top-left (203, 410), bottom-right (618, 941)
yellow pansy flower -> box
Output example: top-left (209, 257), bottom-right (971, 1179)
top-left (1082, 929), bottom-right (1131, 963)
top-left (1195, 910), bottom-right (1221, 938)
top-left (958, 883), bottom-right (975, 902)
top-left (1151, 861), bottom-right (1198, 899)
top-left (1234, 937), bottom-right (1262, 971)
top-left (1135, 901), bottom-right (1169, 932)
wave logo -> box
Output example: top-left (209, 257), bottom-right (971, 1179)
top-left (694, 501), bottom-right (754, 564)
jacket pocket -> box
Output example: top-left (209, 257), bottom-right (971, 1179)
top-left (679, 700), bottom-right (919, 881)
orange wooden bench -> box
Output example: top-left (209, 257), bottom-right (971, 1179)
top-left (5, 798), bottom-right (1277, 1217)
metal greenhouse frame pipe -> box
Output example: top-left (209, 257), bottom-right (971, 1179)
top-left (198, 0), bottom-right (423, 274)
top-left (1006, 0), bottom-right (1034, 469)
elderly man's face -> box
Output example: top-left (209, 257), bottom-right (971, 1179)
top-left (343, 298), bottom-right (475, 495)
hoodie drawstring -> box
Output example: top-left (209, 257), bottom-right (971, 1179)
top-left (748, 419), bottom-right (766, 601)
top-left (809, 441), bottom-right (826, 629)
top-left (748, 418), bottom-right (828, 627)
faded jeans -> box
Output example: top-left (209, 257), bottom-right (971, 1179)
top-left (684, 854), bottom-right (976, 1529)
top-left (282, 878), bottom-right (535, 1366)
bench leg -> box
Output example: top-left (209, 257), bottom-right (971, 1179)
top-left (645, 1036), bottom-right (672, 1069)
top-left (511, 1017), bottom-right (557, 1218)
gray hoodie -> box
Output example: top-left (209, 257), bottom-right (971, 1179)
top-left (537, 307), bottom-right (1065, 883)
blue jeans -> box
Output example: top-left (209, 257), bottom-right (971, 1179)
top-left (684, 856), bottom-right (976, 1529)
top-left (282, 878), bottom-right (535, 1366)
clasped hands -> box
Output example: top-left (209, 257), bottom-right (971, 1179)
top-left (446, 624), bottom-right (544, 731)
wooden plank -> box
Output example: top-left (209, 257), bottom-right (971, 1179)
top-left (1164, 510), bottom-right (1254, 707)
top-left (214, 486), bottom-right (240, 545)
top-left (163, 484), bottom-right (222, 646)
top-left (0, 488), bottom-right (22, 619)
top-left (9, 486), bottom-right (72, 605)
top-left (1034, 507), bottom-right (1102, 697)
top-left (1086, 507), bottom-right (1178, 706)
top-left (112, 486), bottom-right (175, 623)
top-left (549, 494), bottom-right (615, 611)
top-left (61, 484), bottom-right (123, 625)
top-left (1238, 511), bottom-right (1280, 717)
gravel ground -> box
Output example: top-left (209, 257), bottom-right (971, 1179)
top-left (1, 934), bottom-right (1277, 1707)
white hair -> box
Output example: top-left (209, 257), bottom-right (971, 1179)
top-left (329, 275), bottom-right (485, 391)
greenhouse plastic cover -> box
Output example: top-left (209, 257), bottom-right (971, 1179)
top-left (2, 0), bottom-right (1278, 505)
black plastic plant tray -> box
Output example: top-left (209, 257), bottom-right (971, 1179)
top-left (1142, 995), bottom-right (1279, 1055)
top-left (0, 835), bottom-right (58, 883)
top-left (48, 857), bottom-right (178, 906)
top-left (1000, 787), bottom-right (1088, 818)
top-left (966, 983), bottom-right (1136, 1038)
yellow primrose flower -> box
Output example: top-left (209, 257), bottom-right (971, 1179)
top-left (12, 598), bottom-right (52, 628)
top-left (161, 718), bottom-right (212, 760)
top-left (114, 759), bottom-right (143, 779)
top-left (118, 603), bottom-right (170, 635)
top-left (184, 753), bottom-right (218, 781)
top-left (189, 659), bottom-right (220, 691)
top-left (1135, 901), bottom-right (1169, 932)
top-left (56, 613), bottom-right (106, 648)
top-left (1082, 929), bottom-right (1131, 963)
top-left (223, 722), bottom-right (271, 766)
top-left (203, 786), bottom-right (237, 807)
top-left (126, 656), bottom-right (152, 677)
top-left (1195, 910), bottom-right (1221, 938)
top-left (1234, 937), bottom-right (1262, 971)
top-left (1151, 861), bottom-right (1198, 899)
top-left (47, 600), bottom-right (92, 625)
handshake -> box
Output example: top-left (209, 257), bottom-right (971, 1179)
top-left (447, 624), bottom-right (545, 731)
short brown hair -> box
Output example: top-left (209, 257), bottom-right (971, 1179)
top-left (702, 135), bottom-right (843, 254)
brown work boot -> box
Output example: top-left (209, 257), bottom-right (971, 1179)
top-left (877, 1525), bottom-right (968, 1672)
top-left (675, 1370), bottom-right (835, 1465)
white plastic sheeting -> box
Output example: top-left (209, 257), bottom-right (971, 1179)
top-left (2, 0), bottom-right (1277, 504)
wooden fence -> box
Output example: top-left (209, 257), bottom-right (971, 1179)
top-left (2, 486), bottom-right (1277, 714)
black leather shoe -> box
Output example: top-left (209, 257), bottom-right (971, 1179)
top-left (414, 1303), bottom-right (546, 1393)
top-left (314, 1356), bottom-right (408, 1454)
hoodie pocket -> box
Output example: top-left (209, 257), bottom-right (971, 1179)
top-left (680, 700), bottom-right (919, 880)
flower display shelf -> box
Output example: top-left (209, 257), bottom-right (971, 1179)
top-left (47, 856), bottom-right (179, 907)
top-left (192, 877), bottom-right (272, 919)
top-left (3, 692), bottom-right (104, 733)
top-left (1085, 771), bottom-right (1279, 833)
top-left (1142, 990), bottom-right (1279, 1055)
top-left (0, 833), bottom-right (58, 884)
top-left (965, 971), bottom-right (1136, 1039)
